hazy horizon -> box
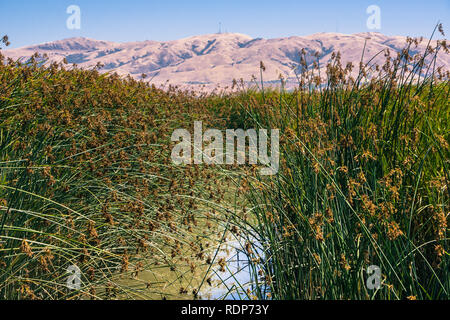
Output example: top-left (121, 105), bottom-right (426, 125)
top-left (4, 30), bottom-right (426, 49)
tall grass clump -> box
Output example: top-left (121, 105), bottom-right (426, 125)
top-left (0, 41), bottom-right (231, 299)
top-left (230, 29), bottom-right (449, 299)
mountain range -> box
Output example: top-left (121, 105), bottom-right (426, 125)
top-left (3, 32), bottom-right (449, 90)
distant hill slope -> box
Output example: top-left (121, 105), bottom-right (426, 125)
top-left (3, 33), bottom-right (449, 90)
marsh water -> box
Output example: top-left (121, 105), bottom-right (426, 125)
top-left (200, 238), bottom-right (267, 300)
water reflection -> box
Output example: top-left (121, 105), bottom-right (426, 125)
top-left (201, 238), bottom-right (269, 300)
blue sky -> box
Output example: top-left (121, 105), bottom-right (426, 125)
top-left (1, 0), bottom-right (449, 48)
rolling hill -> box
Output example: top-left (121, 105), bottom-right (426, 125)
top-left (3, 32), bottom-right (448, 90)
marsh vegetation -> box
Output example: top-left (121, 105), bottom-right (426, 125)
top-left (0, 28), bottom-right (448, 300)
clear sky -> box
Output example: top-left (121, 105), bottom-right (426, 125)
top-left (1, 0), bottom-right (449, 48)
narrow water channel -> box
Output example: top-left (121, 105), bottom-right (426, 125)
top-left (200, 238), bottom-right (268, 300)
